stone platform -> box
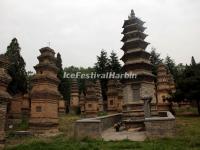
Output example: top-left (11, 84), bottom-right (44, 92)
top-left (102, 128), bottom-right (146, 141)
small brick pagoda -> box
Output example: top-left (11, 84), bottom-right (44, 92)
top-left (70, 79), bottom-right (79, 114)
top-left (29, 47), bottom-right (61, 134)
top-left (79, 92), bottom-right (85, 115)
top-left (157, 63), bottom-right (175, 110)
top-left (121, 10), bottom-right (156, 119)
top-left (95, 80), bottom-right (104, 112)
top-left (84, 80), bottom-right (99, 117)
top-left (116, 80), bottom-right (123, 112)
top-left (0, 55), bottom-right (12, 149)
top-left (107, 80), bottom-right (118, 113)
top-left (58, 97), bottom-right (66, 116)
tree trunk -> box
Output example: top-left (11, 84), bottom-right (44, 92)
top-left (197, 100), bottom-right (200, 116)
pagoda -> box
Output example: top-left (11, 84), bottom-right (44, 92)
top-left (95, 80), bottom-right (104, 112)
top-left (107, 79), bottom-right (118, 113)
top-left (84, 80), bottom-right (98, 117)
top-left (29, 47), bottom-right (61, 133)
top-left (58, 97), bottom-right (66, 116)
top-left (70, 79), bottom-right (79, 114)
top-left (0, 55), bottom-right (12, 149)
top-left (121, 10), bottom-right (156, 118)
top-left (156, 63), bottom-right (175, 110)
top-left (116, 80), bottom-right (123, 112)
top-left (79, 92), bottom-right (85, 115)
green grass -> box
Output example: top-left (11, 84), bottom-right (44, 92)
top-left (5, 109), bottom-right (200, 150)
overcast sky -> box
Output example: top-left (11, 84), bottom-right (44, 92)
top-left (0, 0), bottom-right (200, 71)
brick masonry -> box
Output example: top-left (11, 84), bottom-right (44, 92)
top-left (74, 113), bottom-right (122, 139)
top-left (145, 111), bottom-right (175, 138)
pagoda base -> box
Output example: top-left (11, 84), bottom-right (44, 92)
top-left (84, 112), bottom-right (98, 118)
top-left (69, 106), bottom-right (80, 115)
top-left (107, 109), bottom-right (118, 114)
top-left (157, 103), bottom-right (170, 111)
top-left (122, 102), bottom-right (158, 129)
top-left (58, 108), bottom-right (66, 116)
top-left (29, 118), bottom-right (58, 135)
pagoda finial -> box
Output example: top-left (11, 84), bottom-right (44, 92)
top-left (128, 9), bottom-right (135, 19)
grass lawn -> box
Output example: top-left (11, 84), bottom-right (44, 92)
top-left (5, 109), bottom-right (200, 150)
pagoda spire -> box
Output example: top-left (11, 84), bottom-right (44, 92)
top-left (128, 9), bottom-right (135, 20)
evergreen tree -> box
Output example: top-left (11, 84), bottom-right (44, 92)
top-left (172, 62), bottom-right (200, 115)
top-left (95, 50), bottom-right (110, 74)
top-left (56, 53), bottom-right (68, 101)
top-left (164, 55), bottom-right (178, 80)
top-left (5, 38), bottom-right (27, 95)
top-left (150, 47), bottom-right (163, 75)
top-left (191, 56), bottom-right (196, 66)
top-left (94, 50), bottom-right (110, 101)
top-left (108, 51), bottom-right (121, 73)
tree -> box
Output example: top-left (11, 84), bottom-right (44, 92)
top-left (150, 47), bottom-right (163, 75)
top-left (108, 51), bottom-right (121, 73)
top-left (172, 61), bottom-right (200, 115)
top-left (94, 50), bottom-right (110, 101)
top-left (5, 38), bottom-right (27, 95)
top-left (164, 55), bottom-right (178, 80)
top-left (95, 50), bottom-right (110, 74)
top-left (191, 56), bottom-right (196, 66)
top-left (56, 53), bottom-right (68, 101)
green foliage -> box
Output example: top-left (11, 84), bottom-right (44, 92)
top-left (172, 58), bottom-right (200, 115)
top-left (5, 38), bottom-right (27, 95)
top-left (150, 47), bottom-right (163, 76)
top-left (56, 53), bottom-right (69, 101)
top-left (6, 115), bottom-right (200, 150)
top-left (63, 66), bottom-right (95, 101)
top-left (94, 50), bottom-right (110, 101)
top-left (94, 50), bottom-right (121, 101)
top-left (108, 51), bottom-right (121, 73)
top-left (17, 118), bottom-right (29, 130)
top-left (97, 111), bottom-right (108, 116)
top-left (164, 55), bottom-right (178, 79)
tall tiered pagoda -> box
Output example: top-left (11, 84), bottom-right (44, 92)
top-left (157, 63), bottom-right (176, 110)
top-left (29, 47), bottom-right (61, 133)
top-left (95, 80), bottom-right (104, 112)
top-left (156, 63), bottom-right (170, 110)
top-left (121, 10), bottom-right (156, 117)
top-left (70, 79), bottom-right (79, 114)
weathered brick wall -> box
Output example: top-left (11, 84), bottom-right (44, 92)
top-left (0, 103), bottom-right (6, 149)
top-left (74, 120), bottom-right (102, 139)
top-left (74, 113), bottom-right (122, 139)
top-left (145, 111), bottom-right (175, 138)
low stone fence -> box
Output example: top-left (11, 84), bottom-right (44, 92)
top-left (74, 113), bottom-right (122, 139)
top-left (144, 111), bottom-right (175, 138)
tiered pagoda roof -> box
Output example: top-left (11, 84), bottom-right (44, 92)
top-left (121, 10), bottom-right (155, 82)
top-left (85, 81), bottom-right (97, 101)
top-left (107, 80), bottom-right (118, 96)
top-left (71, 79), bottom-right (79, 93)
top-left (31, 47), bottom-right (61, 99)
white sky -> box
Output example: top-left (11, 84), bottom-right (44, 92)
top-left (0, 0), bottom-right (200, 71)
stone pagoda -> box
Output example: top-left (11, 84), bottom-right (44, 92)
top-left (95, 80), bottom-right (104, 112)
top-left (58, 97), bottom-right (66, 116)
top-left (157, 63), bottom-right (175, 110)
top-left (79, 92), bottom-right (85, 115)
top-left (107, 80), bottom-right (118, 113)
top-left (0, 55), bottom-right (12, 149)
top-left (116, 80), bottom-right (123, 112)
top-left (121, 10), bottom-right (156, 119)
top-left (29, 47), bottom-right (61, 134)
top-left (84, 80), bottom-right (98, 117)
top-left (70, 79), bottom-right (79, 114)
